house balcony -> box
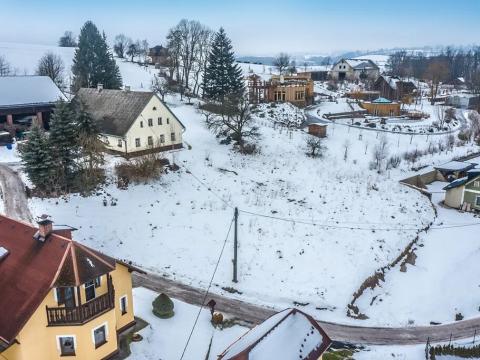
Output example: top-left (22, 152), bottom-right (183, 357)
top-left (46, 285), bottom-right (115, 326)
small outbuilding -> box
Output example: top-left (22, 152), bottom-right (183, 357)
top-left (308, 123), bottom-right (327, 138)
top-left (218, 308), bottom-right (332, 360)
top-left (443, 169), bottom-right (480, 210)
top-left (361, 97), bottom-right (401, 117)
top-left (434, 161), bottom-right (478, 181)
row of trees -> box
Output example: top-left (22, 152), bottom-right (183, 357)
top-left (113, 35), bottom-right (149, 63)
top-left (20, 101), bottom-right (103, 193)
top-left (388, 47), bottom-right (480, 94)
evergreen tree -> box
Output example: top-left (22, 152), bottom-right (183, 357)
top-left (75, 101), bottom-right (104, 173)
top-left (203, 28), bottom-right (244, 102)
top-left (72, 21), bottom-right (122, 91)
top-left (19, 125), bottom-right (56, 191)
top-left (49, 101), bottom-right (79, 186)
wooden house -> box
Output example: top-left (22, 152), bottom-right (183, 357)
top-left (372, 76), bottom-right (417, 102)
top-left (361, 97), bottom-right (401, 116)
top-left (0, 76), bottom-right (66, 137)
top-left (308, 123), bottom-right (327, 138)
top-left (0, 215), bottom-right (144, 360)
top-left (73, 85), bottom-right (185, 157)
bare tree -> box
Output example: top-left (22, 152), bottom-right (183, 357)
top-left (424, 60), bottom-right (449, 105)
top-left (113, 34), bottom-right (131, 58)
top-left (0, 55), bottom-right (10, 76)
top-left (166, 28), bottom-right (182, 82)
top-left (468, 111), bottom-right (480, 143)
top-left (151, 74), bottom-right (171, 101)
top-left (435, 105), bottom-right (447, 129)
top-left (36, 52), bottom-right (65, 90)
top-left (372, 134), bottom-right (389, 171)
top-left (274, 53), bottom-right (291, 75)
top-left (58, 31), bottom-right (77, 47)
top-left (192, 27), bottom-right (213, 96)
top-left (205, 94), bottom-right (259, 152)
top-left (139, 39), bottom-right (149, 64)
top-left (343, 140), bottom-right (351, 161)
top-left (126, 40), bottom-right (141, 62)
top-left (305, 136), bottom-right (325, 157)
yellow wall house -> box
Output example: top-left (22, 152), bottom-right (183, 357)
top-left (0, 215), bottom-right (143, 360)
top-left (361, 97), bottom-right (401, 117)
top-left (74, 85), bottom-right (186, 157)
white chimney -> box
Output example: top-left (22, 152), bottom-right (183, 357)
top-left (97, 83), bottom-right (104, 92)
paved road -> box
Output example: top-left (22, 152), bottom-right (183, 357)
top-left (0, 164), bottom-right (32, 222)
top-left (134, 271), bottom-right (480, 346)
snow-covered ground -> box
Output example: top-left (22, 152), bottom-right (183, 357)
top-left (129, 287), bottom-right (247, 360)
top-left (3, 42), bottom-right (480, 328)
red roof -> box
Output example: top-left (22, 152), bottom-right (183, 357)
top-left (0, 215), bottom-right (116, 346)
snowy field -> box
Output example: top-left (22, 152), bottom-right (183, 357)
top-left (2, 42), bottom-right (480, 328)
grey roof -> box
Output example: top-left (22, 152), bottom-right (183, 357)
top-left (0, 76), bottom-right (66, 108)
top-left (74, 88), bottom-right (155, 137)
top-left (443, 177), bottom-right (468, 190)
top-left (434, 161), bottom-right (477, 173)
top-left (344, 59), bottom-right (379, 70)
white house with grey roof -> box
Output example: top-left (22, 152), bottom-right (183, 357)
top-left (329, 58), bottom-right (380, 81)
top-left (74, 86), bottom-right (185, 156)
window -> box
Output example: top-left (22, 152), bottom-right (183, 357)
top-left (153, 106), bottom-right (157, 111)
top-left (160, 134), bottom-right (165, 143)
top-left (117, 139), bottom-right (122, 148)
top-left (135, 138), bottom-right (141, 147)
top-left (148, 136), bottom-right (153, 146)
top-left (120, 295), bottom-right (128, 315)
top-left (148, 118), bottom-right (153, 127)
top-left (140, 121), bottom-right (144, 128)
top-left (476, 196), bottom-right (480, 206)
top-left (158, 117), bottom-right (162, 125)
top-left (171, 132), bottom-right (176, 142)
top-left (274, 91), bottom-right (286, 102)
top-left (94, 276), bottom-right (101, 288)
top-left (93, 324), bottom-right (107, 348)
top-left (85, 280), bottom-right (95, 302)
top-left (474, 181), bottom-right (480, 188)
top-left (58, 336), bottom-right (75, 356)
top-left (166, 118), bottom-right (170, 125)
top-left (56, 287), bottom-right (76, 307)
top-left (295, 91), bottom-right (305, 100)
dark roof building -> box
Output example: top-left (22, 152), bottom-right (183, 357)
top-left (372, 75), bottom-right (417, 101)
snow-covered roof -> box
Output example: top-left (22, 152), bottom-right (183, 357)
top-left (343, 58), bottom-right (379, 70)
top-left (218, 308), bottom-right (331, 360)
top-left (443, 176), bottom-right (468, 190)
top-left (0, 76), bottom-right (66, 108)
top-left (372, 97), bottom-right (393, 104)
top-left (435, 161), bottom-right (477, 172)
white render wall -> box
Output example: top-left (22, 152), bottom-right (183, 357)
top-left (102, 96), bottom-right (184, 154)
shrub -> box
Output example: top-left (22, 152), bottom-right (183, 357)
top-left (115, 153), bottom-right (165, 184)
top-left (387, 155), bottom-right (401, 169)
top-left (152, 293), bottom-right (175, 319)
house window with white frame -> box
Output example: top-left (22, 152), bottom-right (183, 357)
top-left (474, 181), bottom-right (480, 188)
top-left (117, 139), bottom-right (122, 148)
top-left (140, 121), bottom-right (144, 128)
top-left (135, 138), bottom-right (141, 147)
top-left (85, 280), bottom-right (95, 302)
top-left (58, 336), bottom-right (76, 356)
top-left (158, 117), bottom-right (162, 125)
top-left (171, 132), bottom-right (176, 142)
top-left (148, 136), bottom-right (153, 146)
top-left (166, 118), bottom-right (170, 125)
top-left (148, 118), bottom-right (153, 127)
top-left (476, 196), bottom-right (480, 206)
top-left (120, 295), bottom-right (128, 315)
top-left (160, 134), bottom-right (165, 143)
top-left (93, 323), bottom-right (108, 348)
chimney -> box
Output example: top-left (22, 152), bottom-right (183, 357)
top-left (97, 83), bottom-right (104, 92)
top-left (124, 85), bottom-right (131, 92)
top-left (35, 214), bottom-right (53, 241)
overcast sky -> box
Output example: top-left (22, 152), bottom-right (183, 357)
top-left (1, 0), bottom-right (479, 56)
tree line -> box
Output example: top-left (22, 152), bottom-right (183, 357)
top-left (388, 47), bottom-right (480, 94)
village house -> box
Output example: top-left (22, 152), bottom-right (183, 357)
top-left (147, 45), bottom-right (169, 68)
top-left (0, 214), bottom-right (144, 360)
top-left (247, 73), bottom-right (314, 107)
top-left (445, 94), bottom-right (480, 110)
top-left (372, 75), bottom-right (417, 102)
top-left (308, 123), bottom-right (328, 138)
top-left (361, 97), bottom-right (401, 116)
top-left (218, 308), bottom-right (332, 360)
top-left (74, 85), bottom-right (185, 157)
top-left (0, 76), bottom-right (66, 138)
top-left (434, 161), bottom-right (478, 181)
top-left (443, 168), bottom-right (480, 211)
top-left (329, 58), bottom-right (380, 82)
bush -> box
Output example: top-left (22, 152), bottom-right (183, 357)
top-left (387, 155), bottom-right (401, 169)
top-left (115, 153), bottom-right (165, 184)
top-left (152, 293), bottom-right (175, 319)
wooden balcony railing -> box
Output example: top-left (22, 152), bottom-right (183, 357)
top-left (46, 288), bottom-right (114, 326)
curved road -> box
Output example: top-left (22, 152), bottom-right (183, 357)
top-left (1, 163), bottom-right (479, 346)
top-left (134, 272), bottom-right (480, 346)
top-left (0, 164), bottom-right (32, 222)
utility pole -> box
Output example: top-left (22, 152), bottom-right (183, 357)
top-left (233, 207), bottom-right (239, 283)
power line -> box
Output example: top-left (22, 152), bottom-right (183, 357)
top-left (179, 217), bottom-right (235, 360)
top-left (181, 164), bottom-right (480, 231)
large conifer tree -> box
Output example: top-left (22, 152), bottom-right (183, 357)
top-left (48, 101), bottom-right (79, 186)
top-left (19, 125), bottom-right (56, 191)
top-left (203, 28), bottom-right (244, 102)
top-left (72, 21), bottom-right (122, 91)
